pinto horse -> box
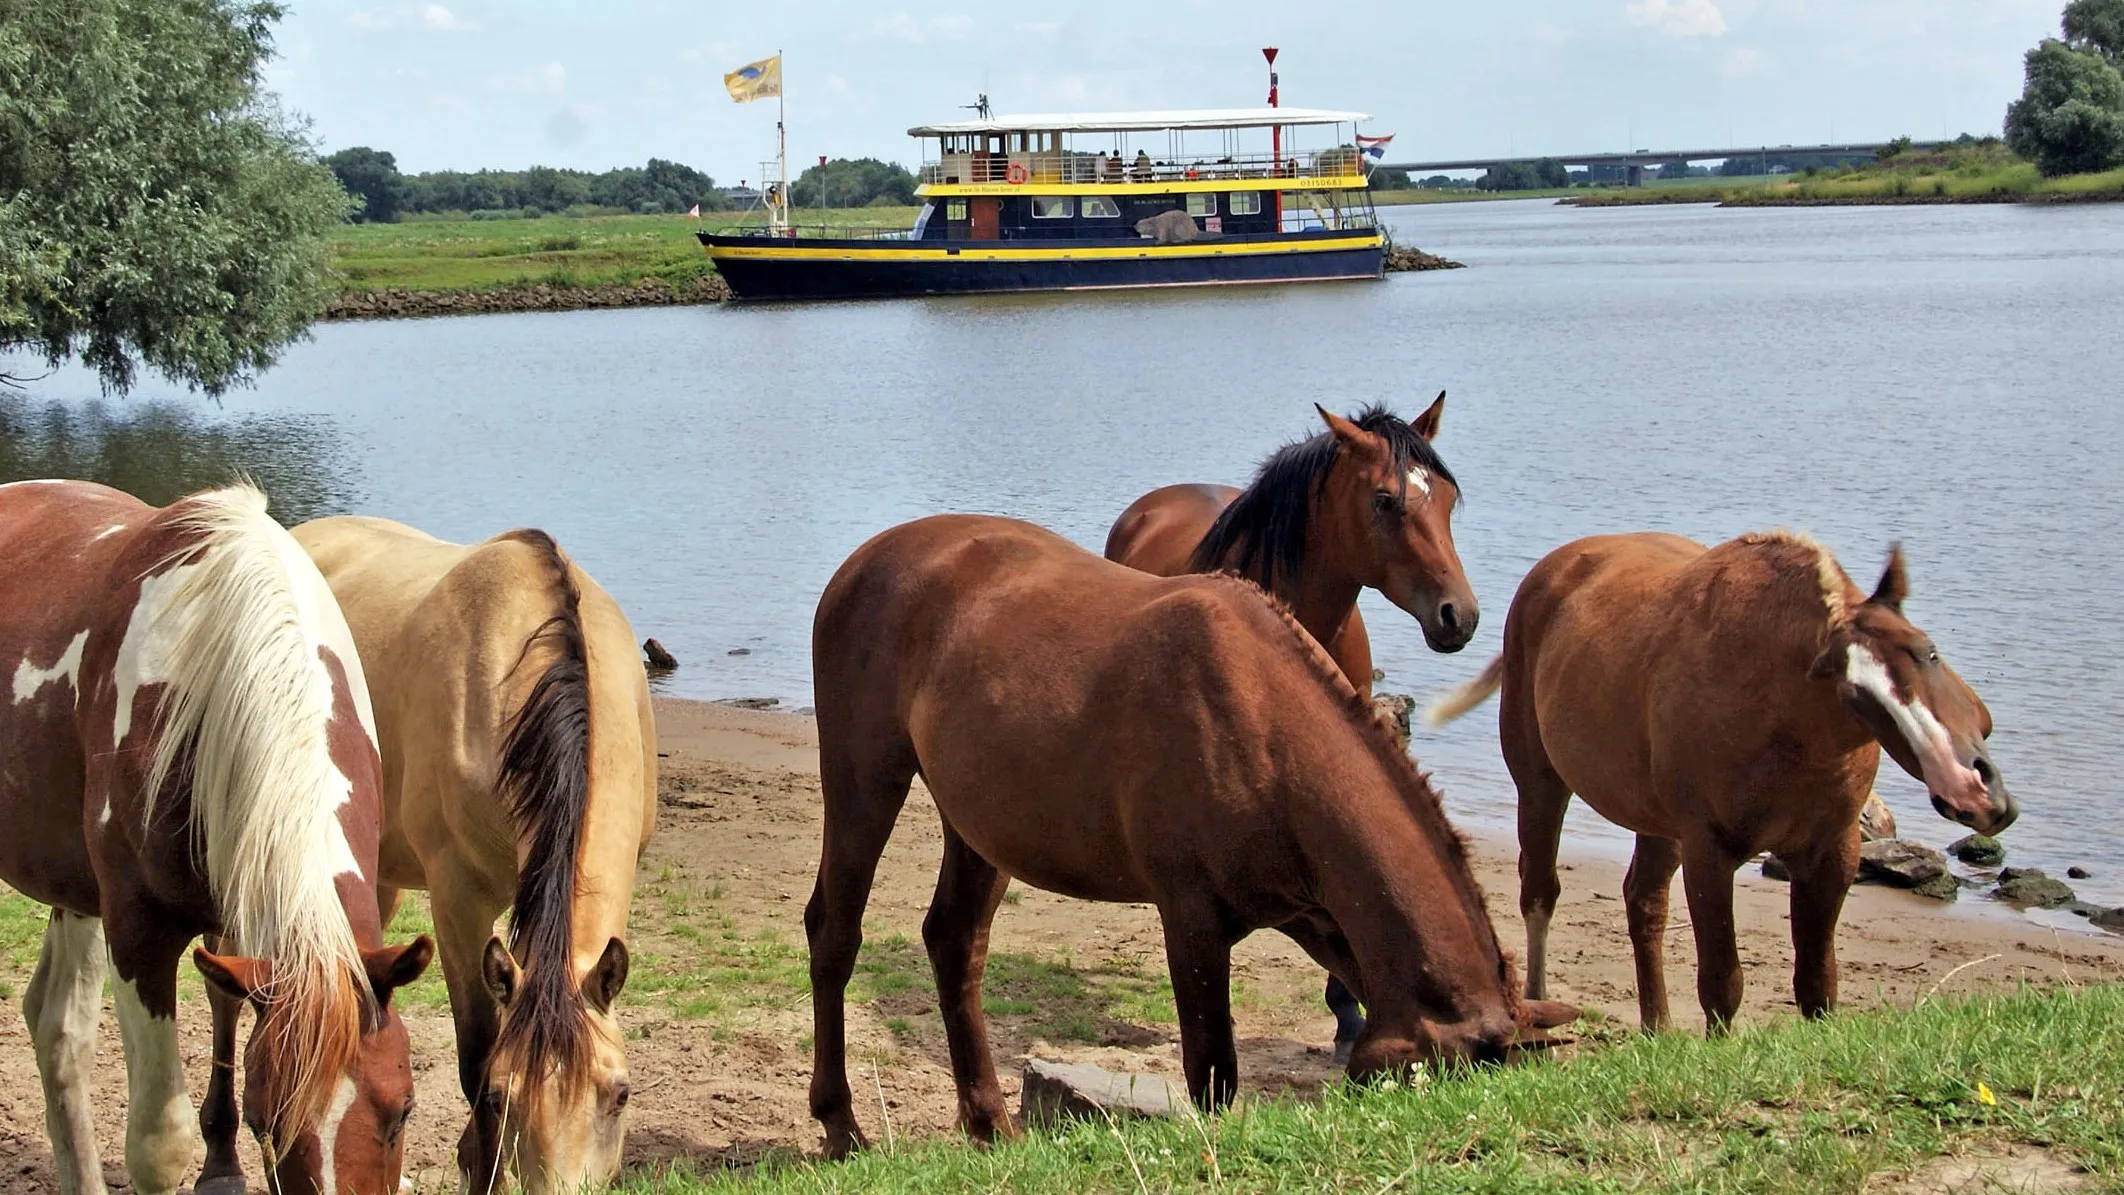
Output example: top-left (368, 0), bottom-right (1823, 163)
top-left (0, 481), bottom-right (432, 1195)
top-left (221, 516), bottom-right (655, 1194)
top-left (808, 515), bottom-right (1573, 1157)
top-left (1104, 396), bottom-right (1475, 1060)
top-left (1428, 532), bottom-right (2016, 1031)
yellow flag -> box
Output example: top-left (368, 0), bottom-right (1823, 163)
top-left (724, 55), bottom-right (781, 103)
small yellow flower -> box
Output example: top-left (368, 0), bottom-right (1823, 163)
top-left (1976, 1081), bottom-right (1997, 1107)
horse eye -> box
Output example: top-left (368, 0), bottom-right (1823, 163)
top-left (1926, 649), bottom-right (1939, 663)
top-left (612, 1081), bottom-right (631, 1113)
top-left (1372, 490), bottom-right (1397, 512)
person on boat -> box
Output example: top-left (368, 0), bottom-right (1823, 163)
top-left (1102, 153), bottom-right (1123, 183)
top-left (1131, 149), bottom-right (1155, 182)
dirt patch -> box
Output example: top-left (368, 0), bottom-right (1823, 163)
top-left (2, 697), bottom-right (2120, 1192)
top-left (1870, 1146), bottom-right (2094, 1193)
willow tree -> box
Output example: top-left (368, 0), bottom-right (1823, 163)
top-left (0, 0), bottom-right (350, 395)
top-left (2007, 0), bottom-right (2124, 176)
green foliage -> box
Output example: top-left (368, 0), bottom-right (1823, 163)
top-left (789, 157), bottom-right (918, 209)
top-left (1475, 158), bottom-right (1568, 191)
top-left (1367, 166), bottom-right (1412, 190)
top-left (2064, 0), bottom-right (2124, 64)
top-left (2005, 38), bottom-right (2124, 176)
top-left (1877, 135), bottom-right (1915, 160)
top-left (0, 0), bottom-right (352, 395)
top-left (325, 146), bottom-right (405, 223)
top-left (371, 158), bottom-right (735, 218)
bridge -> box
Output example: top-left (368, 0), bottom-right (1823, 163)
top-left (1378, 141), bottom-right (1947, 186)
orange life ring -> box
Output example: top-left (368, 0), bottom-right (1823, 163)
top-left (1005, 162), bottom-right (1029, 185)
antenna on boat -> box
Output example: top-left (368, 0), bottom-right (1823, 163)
top-left (964, 93), bottom-right (991, 119)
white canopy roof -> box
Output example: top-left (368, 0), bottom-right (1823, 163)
top-left (908, 107), bottom-right (1369, 137)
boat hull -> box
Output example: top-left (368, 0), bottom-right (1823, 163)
top-left (697, 232), bottom-right (1384, 302)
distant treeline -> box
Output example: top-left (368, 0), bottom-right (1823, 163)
top-left (324, 147), bottom-right (922, 222)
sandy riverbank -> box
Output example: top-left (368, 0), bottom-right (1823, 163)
top-left (3, 695), bottom-right (2117, 1191)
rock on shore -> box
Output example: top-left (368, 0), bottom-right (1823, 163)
top-left (1385, 245), bottom-right (1464, 272)
top-left (324, 274), bottom-right (734, 321)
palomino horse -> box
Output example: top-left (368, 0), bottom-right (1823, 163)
top-left (0, 481), bottom-right (432, 1195)
top-left (808, 515), bottom-right (1573, 1157)
top-left (227, 516), bottom-right (655, 1193)
top-left (1104, 396), bottom-right (1474, 1060)
top-left (1428, 532), bottom-right (2016, 1031)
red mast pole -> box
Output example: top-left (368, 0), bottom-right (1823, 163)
top-left (1264, 47), bottom-right (1281, 229)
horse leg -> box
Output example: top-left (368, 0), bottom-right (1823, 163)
top-left (1501, 666), bottom-right (1570, 1001)
top-left (103, 910), bottom-right (199, 1195)
top-left (1324, 975), bottom-right (1365, 1066)
top-left (428, 874), bottom-right (509, 1191)
top-left (1322, 611), bottom-right (1375, 1060)
top-left (376, 882), bottom-right (405, 929)
top-left (198, 934), bottom-right (247, 1195)
top-left (1679, 837), bottom-right (1744, 1034)
top-left (1784, 826), bottom-right (1860, 1019)
top-left (806, 738), bottom-right (915, 1159)
top-left (1622, 835), bottom-right (1683, 1033)
top-left (1160, 901), bottom-right (1238, 1110)
top-left (22, 909), bottom-right (109, 1195)
top-left (921, 824), bottom-right (1016, 1145)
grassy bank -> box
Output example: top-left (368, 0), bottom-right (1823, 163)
top-left (637, 982), bottom-right (2124, 1193)
top-left (327, 208), bottom-right (919, 295)
top-left (1566, 145), bottom-right (2124, 207)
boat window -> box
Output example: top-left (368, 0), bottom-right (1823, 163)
top-left (1185, 193), bottom-right (1217, 217)
top-left (1031, 196), bottom-right (1075, 219)
top-left (1081, 196), bottom-right (1120, 218)
top-left (1228, 191), bottom-right (1261, 215)
top-left (947, 200), bottom-right (968, 221)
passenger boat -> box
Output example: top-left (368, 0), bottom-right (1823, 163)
top-left (697, 108), bottom-right (1385, 301)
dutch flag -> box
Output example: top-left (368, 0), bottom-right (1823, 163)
top-left (1356, 134), bottom-right (1395, 160)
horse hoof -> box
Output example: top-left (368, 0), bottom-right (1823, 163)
top-left (1332, 1040), bottom-right (1354, 1067)
top-left (195, 1177), bottom-right (248, 1195)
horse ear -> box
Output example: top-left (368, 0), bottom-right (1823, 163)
top-left (1315, 403), bottom-right (1368, 448)
top-left (1521, 998), bottom-right (1580, 1030)
top-left (585, 937), bottom-right (630, 1014)
top-left (194, 947), bottom-right (272, 1009)
top-left (363, 936), bottom-right (434, 1007)
top-left (1411, 390), bottom-right (1446, 440)
top-left (1868, 544), bottom-right (1907, 613)
top-left (482, 936), bottom-right (522, 1008)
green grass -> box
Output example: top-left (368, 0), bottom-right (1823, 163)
top-left (1566, 145), bottom-right (2124, 208)
top-left (329, 207), bottom-right (919, 295)
top-left (617, 982), bottom-right (2124, 1193)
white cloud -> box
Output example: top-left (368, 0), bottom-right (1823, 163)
top-left (870, 11), bottom-right (974, 43)
top-left (490, 62), bottom-right (566, 93)
top-left (1625, 0), bottom-right (1727, 37)
top-left (1722, 46), bottom-right (1769, 77)
top-left (348, 4), bottom-right (479, 32)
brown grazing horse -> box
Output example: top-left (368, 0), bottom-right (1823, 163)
top-left (1104, 396), bottom-right (1475, 1058)
top-left (216, 516), bottom-right (655, 1194)
top-left (1103, 395), bottom-right (1475, 692)
top-left (1428, 532), bottom-right (2016, 1032)
top-left (808, 515), bottom-right (1573, 1157)
top-left (0, 481), bottom-right (432, 1195)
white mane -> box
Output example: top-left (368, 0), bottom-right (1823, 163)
top-left (135, 485), bottom-right (372, 1122)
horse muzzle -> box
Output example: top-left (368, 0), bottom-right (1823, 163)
top-left (1928, 747), bottom-right (2016, 836)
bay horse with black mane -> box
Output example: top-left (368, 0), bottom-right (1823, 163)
top-left (1104, 395), bottom-right (1474, 1059)
top-left (204, 515), bottom-right (656, 1194)
top-left (0, 481), bottom-right (432, 1195)
top-left (1428, 532), bottom-right (2016, 1032)
top-left (807, 515), bottom-right (1573, 1157)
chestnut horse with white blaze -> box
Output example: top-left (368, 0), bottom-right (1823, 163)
top-left (0, 481), bottom-right (432, 1195)
top-left (203, 515), bottom-right (657, 1194)
top-left (1427, 532), bottom-right (2015, 1031)
top-left (808, 515), bottom-right (1572, 1158)
top-left (1104, 396), bottom-right (1475, 1059)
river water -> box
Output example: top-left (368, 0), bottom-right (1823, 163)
top-left (7, 198), bottom-right (2123, 910)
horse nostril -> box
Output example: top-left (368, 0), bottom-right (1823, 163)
top-left (1438, 603), bottom-right (1459, 633)
top-left (1972, 756), bottom-right (1995, 784)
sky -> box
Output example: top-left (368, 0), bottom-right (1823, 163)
top-left (263, 0), bottom-right (2073, 180)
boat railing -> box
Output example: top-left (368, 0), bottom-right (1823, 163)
top-left (919, 148), bottom-right (1367, 187)
top-left (704, 224), bottom-right (916, 241)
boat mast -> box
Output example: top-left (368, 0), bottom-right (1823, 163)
top-left (1263, 47), bottom-right (1282, 230)
top-left (774, 47), bottom-right (789, 236)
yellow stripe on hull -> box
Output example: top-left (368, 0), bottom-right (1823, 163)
top-left (704, 234), bottom-right (1384, 265)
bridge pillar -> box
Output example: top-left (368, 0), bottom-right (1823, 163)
top-left (1626, 164), bottom-right (1645, 188)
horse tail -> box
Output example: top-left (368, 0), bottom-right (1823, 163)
top-left (1423, 655), bottom-right (1504, 727)
top-left (140, 485), bottom-right (370, 1139)
top-left (492, 529), bottom-right (594, 1111)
